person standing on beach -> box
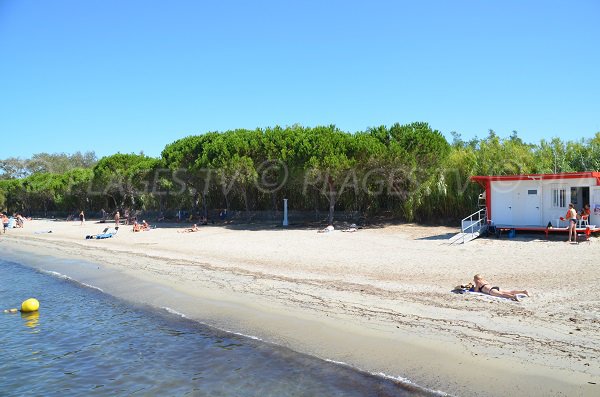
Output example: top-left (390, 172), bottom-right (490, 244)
top-left (114, 211), bottom-right (120, 226)
top-left (2, 213), bottom-right (9, 233)
top-left (566, 203), bottom-right (578, 243)
top-left (79, 210), bottom-right (85, 225)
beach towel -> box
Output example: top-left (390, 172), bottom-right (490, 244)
top-left (95, 233), bottom-right (114, 239)
top-left (86, 227), bottom-right (118, 240)
top-left (34, 230), bottom-right (53, 234)
top-left (462, 291), bottom-right (528, 302)
top-left (318, 225), bottom-right (335, 233)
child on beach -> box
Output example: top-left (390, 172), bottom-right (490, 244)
top-left (2, 213), bottom-right (9, 233)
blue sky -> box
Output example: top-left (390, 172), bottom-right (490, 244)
top-left (1, 0), bottom-right (598, 159)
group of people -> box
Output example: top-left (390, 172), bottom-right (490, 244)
top-left (563, 203), bottom-right (591, 243)
top-left (1, 212), bottom-right (26, 233)
top-left (132, 219), bottom-right (151, 232)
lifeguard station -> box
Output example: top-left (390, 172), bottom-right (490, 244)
top-left (449, 172), bottom-right (600, 244)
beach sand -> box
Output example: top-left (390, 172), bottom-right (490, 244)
top-left (2, 219), bottom-right (599, 396)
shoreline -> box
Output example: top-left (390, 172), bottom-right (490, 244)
top-left (2, 219), bottom-right (599, 396)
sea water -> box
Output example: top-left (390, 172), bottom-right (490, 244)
top-left (0, 258), bottom-right (438, 396)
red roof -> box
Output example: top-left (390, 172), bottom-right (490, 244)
top-left (471, 172), bottom-right (600, 187)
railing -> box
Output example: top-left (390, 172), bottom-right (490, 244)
top-left (450, 208), bottom-right (487, 244)
top-left (462, 208), bottom-right (486, 232)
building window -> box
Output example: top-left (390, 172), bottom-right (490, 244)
top-left (552, 188), bottom-right (566, 208)
top-left (570, 187), bottom-right (578, 204)
top-left (528, 189), bottom-right (537, 195)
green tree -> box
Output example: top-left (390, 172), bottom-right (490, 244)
top-left (301, 125), bottom-right (356, 225)
top-left (92, 153), bottom-right (158, 210)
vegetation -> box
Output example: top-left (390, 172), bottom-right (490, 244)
top-left (1, 125), bottom-right (599, 224)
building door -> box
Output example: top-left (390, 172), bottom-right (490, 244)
top-left (491, 181), bottom-right (513, 225)
top-left (513, 186), bottom-right (541, 226)
top-left (591, 187), bottom-right (600, 225)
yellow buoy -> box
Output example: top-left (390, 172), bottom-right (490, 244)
top-left (21, 298), bottom-right (40, 313)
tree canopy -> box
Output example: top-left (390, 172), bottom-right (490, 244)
top-left (1, 125), bottom-right (598, 225)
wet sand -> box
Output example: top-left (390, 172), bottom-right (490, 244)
top-left (2, 219), bottom-right (599, 396)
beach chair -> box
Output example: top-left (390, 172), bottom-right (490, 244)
top-left (578, 214), bottom-right (589, 228)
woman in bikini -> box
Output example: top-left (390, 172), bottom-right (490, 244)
top-left (473, 274), bottom-right (529, 301)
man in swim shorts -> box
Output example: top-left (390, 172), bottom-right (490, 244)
top-left (566, 203), bottom-right (578, 243)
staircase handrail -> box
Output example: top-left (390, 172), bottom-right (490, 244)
top-left (455, 208), bottom-right (487, 244)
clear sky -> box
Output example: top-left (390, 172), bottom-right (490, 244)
top-left (1, 0), bottom-right (598, 159)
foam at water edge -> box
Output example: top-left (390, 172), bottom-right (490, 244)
top-left (39, 269), bottom-right (71, 280)
top-left (162, 307), bottom-right (188, 318)
top-left (160, 307), bottom-right (264, 341)
top-left (374, 372), bottom-right (453, 397)
top-left (80, 282), bottom-right (104, 292)
top-left (38, 269), bottom-right (104, 292)
top-left (323, 359), bottom-right (453, 397)
top-left (227, 330), bottom-right (264, 341)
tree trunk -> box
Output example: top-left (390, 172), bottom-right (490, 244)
top-left (202, 191), bottom-right (208, 219)
top-left (314, 190), bottom-right (320, 221)
top-left (242, 189), bottom-right (249, 212)
top-left (271, 193), bottom-right (278, 220)
top-left (327, 179), bottom-right (336, 225)
top-left (224, 194), bottom-right (230, 212)
top-left (192, 190), bottom-right (200, 217)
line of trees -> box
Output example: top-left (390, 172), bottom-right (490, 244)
top-left (1, 123), bottom-right (599, 224)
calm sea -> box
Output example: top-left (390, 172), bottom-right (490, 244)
top-left (0, 258), bottom-right (439, 397)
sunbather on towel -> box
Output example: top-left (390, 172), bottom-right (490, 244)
top-left (86, 227), bottom-right (118, 239)
top-left (473, 274), bottom-right (529, 301)
top-left (178, 224), bottom-right (199, 233)
top-left (318, 225), bottom-right (334, 233)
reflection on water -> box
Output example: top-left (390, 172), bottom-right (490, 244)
top-left (21, 311), bottom-right (40, 329)
top-left (0, 259), bottom-right (434, 397)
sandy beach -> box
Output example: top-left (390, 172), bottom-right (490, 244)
top-left (2, 219), bottom-right (599, 396)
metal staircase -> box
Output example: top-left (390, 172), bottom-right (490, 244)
top-left (449, 208), bottom-right (487, 245)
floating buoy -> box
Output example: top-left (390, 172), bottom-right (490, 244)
top-left (21, 298), bottom-right (40, 313)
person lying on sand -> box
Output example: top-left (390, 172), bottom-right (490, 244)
top-left (473, 274), bottom-right (529, 301)
top-left (86, 227), bottom-right (118, 239)
top-left (178, 224), bottom-right (199, 233)
top-left (341, 223), bottom-right (359, 232)
top-left (318, 225), bottom-right (335, 233)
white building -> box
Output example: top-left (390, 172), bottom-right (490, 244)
top-left (471, 172), bottom-right (600, 231)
